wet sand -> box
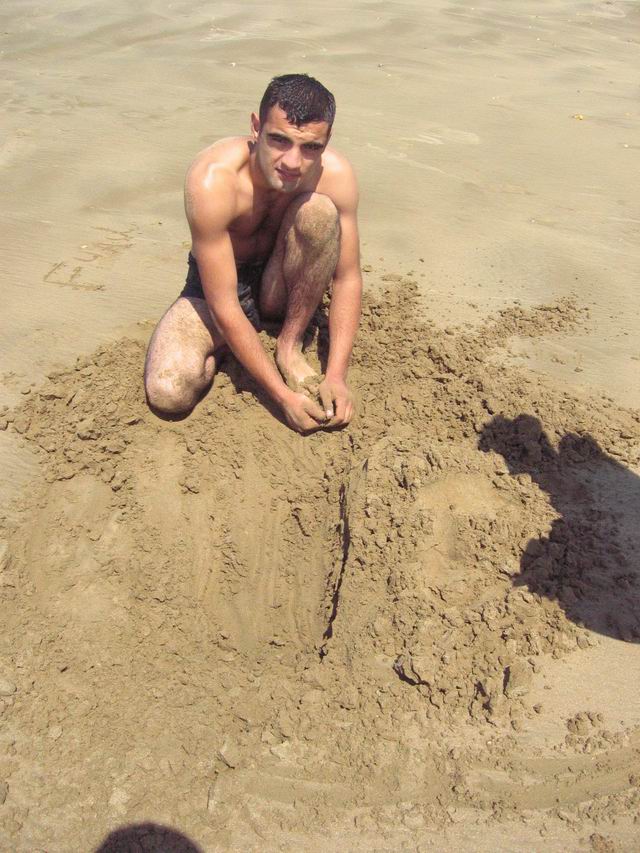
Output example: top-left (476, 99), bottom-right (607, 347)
top-left (1, 1), bottom-right (639, 850)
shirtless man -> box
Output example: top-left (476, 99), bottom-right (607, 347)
top-left (144, 74), bottom-right (362, 433)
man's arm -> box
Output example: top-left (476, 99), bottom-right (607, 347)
top-left (319, 161), bottom-right (362, 426)
top-left (186, 165), bottom-right (326, 432)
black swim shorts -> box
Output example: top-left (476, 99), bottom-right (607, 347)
top-left (180, 252), bottom-right (264, 331)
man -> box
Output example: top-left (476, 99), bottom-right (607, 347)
top-left (144, 74), bottom-right (362, 433)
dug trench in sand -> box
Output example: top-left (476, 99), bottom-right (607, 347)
top-left (1, 277), bottom-right (639, 850)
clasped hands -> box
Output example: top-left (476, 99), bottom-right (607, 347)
top-left (281, 376), bottom-right (354, 434)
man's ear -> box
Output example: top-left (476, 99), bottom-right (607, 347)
top-left (250, 112), bottom-right (260, 139)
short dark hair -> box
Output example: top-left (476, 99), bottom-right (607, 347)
top-left (259, 74), bottom-right (336, 128)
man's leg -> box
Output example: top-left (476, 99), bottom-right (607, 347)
top-left (144, 296), bottom-right (226, 415)
top-left (260, 192), bottom-right (340, 389)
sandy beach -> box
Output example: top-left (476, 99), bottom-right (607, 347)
top-left (1, 1), bottom-right (639, 850)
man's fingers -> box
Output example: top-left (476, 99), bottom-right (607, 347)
top-left (287, 385), bottom-right (353, 432)
top-left (293, 412), bottom-right (320, 433)
top-left (303, 397), bottom-right (326, 423)
top-left (319, 385), bottom-right (334, 420)
top-left (331, 394), bottom-right (355, 427)
top-left (324, 398), bottom-right (346, 428)
top-left (334, 396), bottom-right (347, 424)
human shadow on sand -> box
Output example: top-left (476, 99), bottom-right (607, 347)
top-left (94, 822), bottom-right (203, 853)
top-left (479, 415), bottom-right (640, 643)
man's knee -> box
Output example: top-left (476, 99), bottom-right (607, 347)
top-left (144, 362), bottom-right (206, 415)
top-left (291, 192), bottom-right (339, 242)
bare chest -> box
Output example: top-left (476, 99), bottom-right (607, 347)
top-left (229, 195), bottom-right (293, 262)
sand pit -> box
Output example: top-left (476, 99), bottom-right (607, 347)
top-left (1, 278), bottom-right (639, 850)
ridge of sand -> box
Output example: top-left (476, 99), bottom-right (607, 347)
top-left (1, 276), bottom-right (639, 850)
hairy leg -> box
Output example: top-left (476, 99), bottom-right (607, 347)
top-left (144, 296), bottom-right (226, 415)
top-left (260, 192), bottom-right (340, 390)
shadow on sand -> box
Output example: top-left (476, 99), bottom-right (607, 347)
top-left (94, 822), bottom-right (204, 853)
top-left (479, 414), bottom-right (640, 643)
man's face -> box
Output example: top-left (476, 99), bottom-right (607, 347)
top-left (252, 105), bottom-right (331, 193)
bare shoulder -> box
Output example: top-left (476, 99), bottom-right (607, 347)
top-left (318, 147), bottom-right (359, 212)
top-left (187, 136), bottom-right (250, 181)
top-left (184, 137), bottom-right (250, 227)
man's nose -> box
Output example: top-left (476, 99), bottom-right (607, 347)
top-left (282, 146), bottom-right (302, 171)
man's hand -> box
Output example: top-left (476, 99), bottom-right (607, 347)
top-left (318, 376), bottom-right (354, 427)
top-left (281, 390), bottom-right (328, 434)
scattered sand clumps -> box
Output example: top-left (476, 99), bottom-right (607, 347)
top-left (0, 275), bottom-right (639, 850)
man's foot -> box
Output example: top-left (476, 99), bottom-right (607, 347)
top-left (275, 342), bottom-right (319, 393)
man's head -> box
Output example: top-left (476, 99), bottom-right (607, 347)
top-left (251, 74), bottom-right (336, 193)
top-left (258, 73), bottom-right (336, 128)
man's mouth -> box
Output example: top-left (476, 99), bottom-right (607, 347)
top-left (277, 168), bottom-right (299, 182)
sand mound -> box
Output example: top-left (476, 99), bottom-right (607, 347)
top-left (1, 278), bottom-right (639, 850)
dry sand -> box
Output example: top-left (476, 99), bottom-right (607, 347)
top-left (1, 1), bottom-right (639, 851)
